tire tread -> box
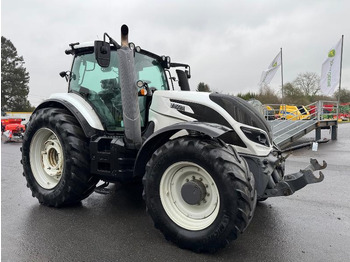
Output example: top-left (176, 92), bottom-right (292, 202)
top-left (22, 108), bottom-right (99, 207)
top-left (143, 136), bottom-right (257, 253)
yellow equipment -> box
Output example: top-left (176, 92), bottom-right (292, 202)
top-left (278, 105), bottom-right (311, 120)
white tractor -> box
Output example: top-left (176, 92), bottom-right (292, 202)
top-left (21, 25), bottom-right (326, 252)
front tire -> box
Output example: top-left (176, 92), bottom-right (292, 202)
top-left (143, 137), bottom-right (257, 252)
top-left (22, 108), bottom-right (99, 207)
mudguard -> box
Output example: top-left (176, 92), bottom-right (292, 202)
top-left (33, 93), bottom-right (104, 137)
top-left (133, 121), bottom-right (238, 178)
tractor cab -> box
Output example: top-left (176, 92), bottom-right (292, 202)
top-left (65, 41), bottom-right (190, 133)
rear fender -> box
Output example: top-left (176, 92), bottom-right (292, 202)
top-left (133, 122), bottom-right (238, 178)
top-left (32, 93), bottom-right (104, 137)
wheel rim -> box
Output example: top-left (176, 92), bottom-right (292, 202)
top-left (160, 161), bottom-right (220, 231)
top-left (29, 128), bottom-right (64, 189)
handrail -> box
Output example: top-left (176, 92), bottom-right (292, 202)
top-left (263, 100), bottom-right (339, 123)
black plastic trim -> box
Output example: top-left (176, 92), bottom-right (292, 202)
top-left (170, 99), bottom-right (232, 128)
top-left (133, 122), bottom-right (232, 179)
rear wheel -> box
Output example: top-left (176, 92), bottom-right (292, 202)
top-left (22, 108), bottom-right (99, 207)
top-left (143, 137), bottom-right (257, 253)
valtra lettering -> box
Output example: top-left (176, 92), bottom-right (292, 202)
top-left (170, 102), bottom-right (186, 112)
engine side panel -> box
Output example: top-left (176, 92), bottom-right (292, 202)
top-left (149, 91), bottom-right (272, 156)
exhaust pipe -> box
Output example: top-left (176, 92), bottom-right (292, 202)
top-left (117, 24), bottom-right (142, 149)
top-left (121, 24), bottom-right (129, 47)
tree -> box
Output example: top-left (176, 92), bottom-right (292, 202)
top-left (237, 91), bottom-right (257, 100)
top-left (1, 36), bottom-right (33, 111)
top-left (197, 82), bottom-right (211, 92)
top-left (334, 88), bottom-right (350, 103)
top-left (293, 72), bottom-right (320, 97)
top-left (236, 87), bottom-right (280, 104)
top-left (256, 86), bottom-right (279, 104)
top-left (282, 82), bottom-right (309, 105)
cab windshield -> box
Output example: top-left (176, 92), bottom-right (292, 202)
top-left (69, 50), bottom-right (168, 132)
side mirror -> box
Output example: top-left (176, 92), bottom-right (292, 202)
top-left (59, 71), bottom-right (67, 78)
top-left (176, 70), bottom-right (190, 91)
top-left (59, 71), bottom-right (70, 82)
top-left (94, 40), bottom-right (111, 68)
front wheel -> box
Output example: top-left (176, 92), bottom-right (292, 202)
top-left (22, 108), bottom-right (99, 207)
top-left (143, 137), bottom-right (257, 252)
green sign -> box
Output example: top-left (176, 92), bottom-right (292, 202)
top-left (328, 49), bottom-right (336, 58)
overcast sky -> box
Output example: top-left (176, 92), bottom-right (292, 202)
top-left (2, 0), bottom-right (349, 106)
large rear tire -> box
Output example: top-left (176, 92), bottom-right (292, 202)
top-left (22, 108), bottom-right (99, 207)
top-left (143, 137), bottom-right (257, 253)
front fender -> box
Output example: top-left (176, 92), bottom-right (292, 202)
top-left (133, 122), bottom-right (234, 178)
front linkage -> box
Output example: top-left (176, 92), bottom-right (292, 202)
top-left (264, 158), bottom-right (326, 197)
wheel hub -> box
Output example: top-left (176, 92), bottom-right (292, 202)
top-left (41, 136), bottom-right (63, 178)
top-left (181, 179), bottom-right (207, 205)
top-left (30, 128), bottom-right (65, 189)
top-left (159, 162), bottom-right (220, 231)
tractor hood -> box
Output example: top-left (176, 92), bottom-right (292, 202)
top-left (150, 91), bottom-right (272, 139)
top-left (149, 91), bottom-right (273, 156)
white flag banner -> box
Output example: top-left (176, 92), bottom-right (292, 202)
top-left (259, 50), bottom-right (282, 86)
top-left (320, 38), bottom-right (342, 95)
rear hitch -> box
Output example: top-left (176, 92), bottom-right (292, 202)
top-left (264, 158), bottom-right (326, 197)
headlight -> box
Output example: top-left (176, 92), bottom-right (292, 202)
top-left (160, 55), bottom-right (171, 69)
top-left (241, 127), bottom-right (270, 147)
top-left (129, 42), bottom-right (135, 50)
